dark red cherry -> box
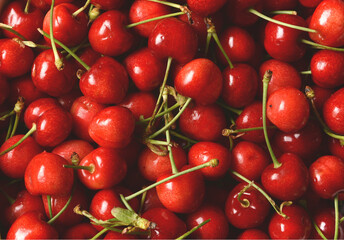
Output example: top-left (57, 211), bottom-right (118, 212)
top-left (179, 103), bottom-right (227, 142)
top-left (142, 188), bottom-right (164, 213)
top-left (88, 10), bottom-right (134, 56)
top-left (63, 223), bottom-right (98, 239)
top-left (0, 75), bottom-right (9, 105)
top-left (142, 207), bottom-right (187, 239)
top-left (309, 0), bottom-right (344, 47)
top-left (119, 92), bottom-right (156, 120)
top-left (237, 229), bottom-right (269, 239)
top-left (7, 211), bottom-right (58, 240)
top-left (309, 155), bottom-right (344, 199)
top-left (77, 147), bottom-right (127, 190)
top-left (76, 47), bottom-right (101, 71)
top-left (311, 207), bottom-right (344, 239)
top-left (52, 139), bottom-right (94, 163)
top-left (186, 0), bottom-right (227, 16)
top-left (57, 89), bottom-right (82, 111)
top-left (222, 63), bottom-right (258, 108)
top-left (263, 0), bottom-right (298, 11)
top-left (261, 153), bottom-right (309, 201)
top-left (268, 205), bottom-right (312, 239)
top-left (225, 182), bottom-right (270, 229)
top-left (44, 0), bottom-right (73, 4)
top-left (91, 0), bottom-right (126, 10)
top-left (323, 88), bottom-right (344, 135)
top-left (328, 137), bottom-right (344, 160)
top-left (226, 0), bottom-right (263, 26)
top-left (311, 85), bottom-right (334, 111)
top-left (148, 17), bottom-right (198, 63)
top-left (79, 56), bottom-right (129, 105)
top-left (299, 0), bottom-right (322, 7)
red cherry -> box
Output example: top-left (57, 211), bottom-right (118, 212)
top-left (24, 151), bottom-right (74, 196)
top-left (237, 229), bottom-right (269, 239)
top-left (52, 139), bottom-right (94, 163)
top-left (142, 188), bottom-right (164, 213)
top-left (119, 92), bottom-right (156, 120)
top-left (226, 0), bottom-right (263, 27)
top-left (186, 0), bottom-right (227, 16)
top-left (261, 153), bottom-right (309, 201)
top-left (309, 0), bottom-right (344, 47)
top-left (311, 85), bottom-right (334, 111)
top-left (323, 88), bottom-right (344, 135)
top-left (79, 56), bottom-right (129, 105)
top-left (0, 75), bottom-right (9, 105)
top-left (309, 155), bottom-right (344, 199)
top-left (77, 147), bottom-right (127, 190)
top-left (311, 207), bottom-right (344, 239)
top-left (299, 0), bottom-right (322, 8)
top-left (63, 223), bottom-right (98, 239)
top-left (141, 207), bottom-right (187, 239)
top-left (88, 10), bottom-right (134, 56)
top-left (31, 0), bottom-right (50, 11)
top-left (148, 17), bottom-right (198, 63)
top-left (175, 58), bottom-right (223, 105)
top-left (7, 211), bottom-right (58, 239)
top-left (263, 0), bottom-right (298, 11)
top-left (88, 106), bottom-right (135, 149)
top-left (91, 0), bottom-right (126, 10)
top-left (329, 137), bottom-right (344, 160)
top-left (268, 205), bottom-right (312, 239)
top-left (76, 47), bottom-right (101, 71)
top-left (44, 0), bottom-right (73, 4)
top-left (267, 87), bottom-right (310, 133)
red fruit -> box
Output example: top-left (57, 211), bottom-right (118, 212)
top-left (226, 0), bottom-right (263, 26)
top-left (311, 85), bottom-right (334, 111)
top-left (52, 139), bottom-right (94, 163)
top-left (119, 92), bottom-right (156, 120)
top-left (0, 75), bottom-right (9, 105)
top-left (311, 207), bottom-right (344, 239)
top-left (91, 0), bottom-right (126, 10)
top-left (299, 0), bottom-right (322, 8)
top-left (329, 137), bottom-right (344, 160)
top-left (237, 229), bottom-right (269, 239)
top-left (24, 151), bottom-right (74, 196)
top-left (323, 88), bottom-right (344, 135)
top-left (175, 58), bottom-right (223, 105)
top-left (88, 10), bottom-right (134, 56)
top-left (76, 47), bottom-right (101, 71)
top-left (63, 223), bottom-right (98, 239)
top-left (142, 188), bottom-right (164, 212)
top-left (263, 0), bottom-right (298, 11)
top-left (186, 0), bottom-right (227, 16)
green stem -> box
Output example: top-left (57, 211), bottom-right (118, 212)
top-left (262, 70), bottom-right (281, 168)
top-left (138, 190), bottom-right (147, 215)
top-left (5, 115), bottom-right (14, 141)
top-left (340, 216), bottom-right (344, 224)
top-left (216, 101), bottom-right (242, 115)
top-left (24, 0), bottom-right (32, 14)
top-left (248, 8), bottom-right (317, 33)
top-left (10, 113), bottom-right (20, 138)
top-left (38, 29), bottom-right (90, 71)
top-left (90, 228), bottom-right (109, 240)
top-left (49, 0), bottom-right (63, 70)
top-left (170, 130), bottom-right (198, 144)
top-left (334, 194), bottom-right (339, 240)
top-left (126, 12), bottom-right (185, 28)
top-left (22, 41), bottom-right (51, 49)
top-left (0, 110), bottom-right (15, 121)
top-left (205, 32), bottom-right (212, 56)
top-left (0, 23), bottom-right (27, 40)
top-left (0, 189), bottom-right (15, 205)
top-left (120, 194), bottom-right (135, 212)
top-left (211, 32), bottom-right (234, 69)
top-left (301, 39), bottom-right (344, 52)
top-left (63, 164), bottom-right (94, 173)
top-left (148, 97), bottom-right (192, 139)
top-left (312, 219), bottom-right (328, 240)
top-left (270, 10), bottom-right (297, 15)
top-left (146, 0), bottom-right (181, 9)
top-left (176, 219), bottom-right (211, 239)
top-left (47, 195), bottom-right (53, 219)
top-left (300, 70), bottom-right (312, 75)
top-left (222, 126), bottom-right (276, 136)
top-left (125, 158), bottom-right (219, 201)
top-left (144, 139), bottom-right (170, 146)
top-left (72, 0), bottom-right (91, 17)
top-left (139, 102), bottom-right (180, 123)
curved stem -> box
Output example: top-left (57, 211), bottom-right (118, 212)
top-left (22, 41), bottom-right (51, 49)
top-left (72, 0), bottom-right (90, 17)
top-left (170, 130), bottom-right (198, 144)
top-left (0, 110), bottom-right (14, 121)
top-left (216, 101), bottom-right (242, 115)
top-left (211, 32), bottom-right (234, 69)
top-left (248, 8), bottom-right (317, 33)
top-left (138, 102), bottom-right (180, 123)
top-left (5, 115), bottom-right (14, 141)
top-left (262, 70), bottom-right (281, 168)
top-left (144, 139), bottom-right (170, 146)
top-left (334, 194), bottom-right (339, 240)
top-left (24, 0), bottom-right (31, 14)
top-left (176, 219), bottom-right (211, 239)
top-left (10, 113), bottom-right (20, 138)
top-left (125, 158), bottom-right (219, 201)
top-left (126, 11), bottom-right (185, 28)
top-left (120, 194), bottom-right (135, 212)
top-left (47, 195), bottom-right (53, 219)
top-left (237, 183), bottom-right (253, 208)
top-left (270, 10), bottom-right (297, 15)
top-left (90, 228), bottom-right (109, 240)
top-left (0, 23), bottom-right (27, 40)
top-left (313, 219), bottom-right (328, 240)
top-left (49, 0), bottom-right (63, 70)
top-left (146, 0), bottom-right (181, 9)
top-left (301, 39), bottom-right (344, 52)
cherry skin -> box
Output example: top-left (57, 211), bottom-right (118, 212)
top-left (226, 0), bottom-right (263, 27)
top-left (76, 47), bottom-right (101, 71)
top-left (263, 0), bottom-right (298, 11)
top-left (141, 207), bottom-right (186, 239)
top-left (264, 14), bottom-right (307, 62)
top-left (142, 188), bottom-right (164, 213)
top-left (175, 58), bottom-right (223, 105)
top-left (91, 0), bottom-right (126, 10)
top-left (124, 48), bottom-right (165, 91)
top-left (299, 0), bottom-right (322, 7)
top-left (261, 153), bottom-right (309, 201)
top-left (231, 141), bottom-right (270, 181)
top-left (309, 155), bottom-right (344, 199)
top-left (188, 141), bottom-right (231, 180)
top-left (0, 135), bottom-right (42, 178)
top-left (138, 144), bottom-right (187, 182)
top-left (63, 223), bottom-right (98, 239)
top-left (44, 0), bottom-right (73, 4)
top-left (323, 88), bottom-right (344, 135)
top-left (119, 92), bottom-right (156, 120)
top-left (311, 85), bottom-right (334, 111)
top-left (267, 87), bottom-right (310, 133)
top-left (328, 137), bottom-right (344, 160)
top-left (79, 56), bottom-right (129, 105)
top-left (88, 10), bottom-right (134, 56)
top-left (57, 89), bottom-right (82, 111)
top-left (309, 0), bottom-right (344, 47)
top-left (186, 204), bottom-right (229, 239)
top-left (311, 207), bottom-right (344, 239)
top-left (77, 147), bottom-right (127, 190)
top-left (148, 17), bottom-right (198, 64)
top-left (268, 205), bottom-right (312, 239)
top-left (0, 75), bottom-right (9, 105)
top-left (88, 106), bottom-right (135, 149)
top-left (52, 139), bottom-right (94, 163)
top-left (222, 63), bottom-right (258, 108)
top-left (310, 50), bottom-right (344, 88)
top-left (31, 0), bottom-right (50, 12)
top-left (1, 1), bottom-right (44, 42)
top-left (179, 102), bottom-right (227, 142)
top-left (7, 211), bottom-right (58, 240)
top-left (24, 151), bottom-right (74, 196)
top-left (186, 0), bottom-right (227, 16)
top-left (237, 229), bottom-right (269, 239)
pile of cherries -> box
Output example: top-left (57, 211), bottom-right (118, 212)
top-left (0, 0), bottom-right (344, 239)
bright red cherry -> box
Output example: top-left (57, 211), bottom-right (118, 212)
top-left (52, 139), bottom-right (94, 163)
top-left (91, 0), bottom-right (126, 10)
top-left (329, 137), bottom-right (344, 160)
top-left (119, 92), bottom-right (156, 120)
top-left (311, 85), bottom-right (334, 111)
top-left (237, 229), bottom-right (269, 239)
top-left (323, 88), bottom-right (344, 135)
top-left (311, 207), bottom-right (344, 239)
top-left (186, 0), bottom-right (226, 16)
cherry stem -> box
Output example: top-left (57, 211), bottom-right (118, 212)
top-left (238, 182), bottom-right (253, 208)
top-left (22, 41), bottom-right (51, 49)
top-left (91, 228), bottom-right (108, 240)
top-left (170, 130), bottom-right (198, 144)
top-left (138, 189), bottom-right (147, 215)
top-left (270, 10), bottom-right (297, 15)
top-left (125, 158), bottom-right (219, 201)
top-left (248, 8), bottom-right (317, 33)
top-left (312, 219), bottom-right (328, 240)
top-left (49, 0), bottom-right (64, 70)
top-left (0, 189), bottom-right (15, 205)
top-left (138, 102), bottom-right (180, 123)
top-left (65, 41), bottom-right (89, 60)
top-left (222, 126), bottom-right (276, 136)
top-left (334, 194), bottom-right (339, 240)
top-left (0, 23), bottom-right (27, 40)
top-left (120, 194), bottom-right (135, 212)
top-left (47, 195), bottom-right (53, 219)
top-left (230, 169), bottom-right (289, 218)
top-left (300, 70), bottom-right (312, 75)
top-left (5, 115), bottom-right (14, 141)
top-left (205, 32), bottom-right (212, 56)
top-left (126, 11), bottom-right (185, 29)
top-left (146, 0), bottom-right (181, 9)
top-left (24, 0), bottom-right (31, 14)
top-left (63, 164), bottom-right (95, 173)
top-left (340, 216), bottom-right (344, 224)
top-left (38, 28), bottom-right (90, 71)
top-left (72, 0), bottom-right (90, 17)
top-left (216, 101), bottom-right (243, 115)
top-left (148, 97), bottom-right (192, 139)
top-left (88, 6), bottom-right (99, 23)
top-left (176, 219), bottom-right (211, 240)
top-left (301, 39), bottom-right (344, 52)
top-left (262, 70), bottom-right (281, 168)
top-left (144, 139), bottom-right (171, 146)
top-left (0, 110), bottom-right (15, 121)
top-left (9, 97), bottom-right (25, 138)
top-left (211, 32), bottom-right (234, 69)
top-left (0, 123), bottom-right (37, 156)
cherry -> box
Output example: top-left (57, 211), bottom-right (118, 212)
top-left (63, 223), bottom-right (98, 239)
top-left (77, 147), bottom-right (127, 190)
top-left (226, 0), bottom-right (263, 27)
top-left (308, 0), bottom-right (344, 47)
top-left (88, 10), bottom-right (134, 56)
top-left (7, 211), bottom-right (58, 239)
top-left (268, 205), bottom-right (312, 239)
top-left (186, 0), bottom-right (226, 16)
top-left (57, 89), bottom-right (82, 111)
top-left (0, 75), bottom-right (9, 105)
top-left (231, 141), bottom-right (270, 181)
top-left (88, 106), bottom-right (135, 149)
top-left (175, 58), bottom-right (223, 105)
top-left (311, 207), bottom-right (344, 239)
top-left (156, 165), bottom-right (205, 213)
top-left (91, 0), bottom-right (126, 10)
top-left (188, 141), bottom-right (231, 180)
top-left (0, 135), bottom-right (42, 178)
top-left (24, 151), bottom-right (74, 196)
top-left (263, 0), bottom-right (298, 11)
top-left (148, 17), bottom-right (198, 63)
top-left (31, 0), bottom-right (50, 12)
top-left (76, 47), bottom-right (101, 71)
top-left (79, 56), bottom-right (129, 105)
top-left (222, 63), bottom-right (258, 108)
top-left (179, 102), bottom-right (227, 142)
top-left (1, 1), bottom-right (44, 42)
top-left (138, 144), bottom-right (187, 182)
top-left (186, 204), bottom-right (229, 239)
top-left (237, 229), bottom-right (269, 239)
top-left (310, 50), bottom-right (344, 88)
top-left (124, 48), bottom-right (166, 91)
top-left (142, 188), bottom-right (164, 213)
top-left (52, 139), bottom-right (94, 163)
top-left (44, 0), bottom-right (74, 5)
top-left (328, 137), bottom-right (344, 160)
top-left (311, 85), bottom-right (334, 111)
top-left (299, 0), bottom-right (322, 8)
top-left (309, 155), bottom-right (344, 199)
top-left (323, 88), bottom-right (344, 135)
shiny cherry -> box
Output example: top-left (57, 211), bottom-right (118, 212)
top-left (187, 0), bottom-right (226, 16)
top-left (63, 223), bottom-right (98, 239)
top-left (237, 229), bottom-right (269, 239)
top-left (91, 0), bottom-right (126, 10)
top-left (142, 188), bottom-right (164, 213)
top-left (52, 139), bottom-right (94, 163)
top-left (119, 92), bottom-right (156, 120)
top-left (323, 88), bottom-right (344, 135)
top-left (311, 207), bottom-right (344, 239)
